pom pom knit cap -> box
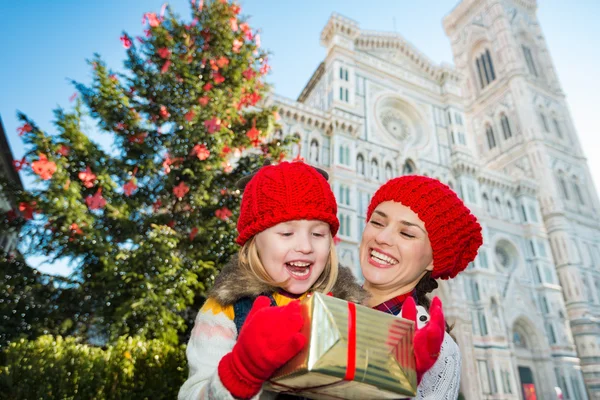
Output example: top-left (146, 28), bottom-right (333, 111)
top-left (236, 161), bottom-right (339, 246)
top-left (366, 175), bottom-right (483, 280)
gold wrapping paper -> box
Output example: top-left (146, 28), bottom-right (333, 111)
top-left (265, 293), bottom-right (417, 399)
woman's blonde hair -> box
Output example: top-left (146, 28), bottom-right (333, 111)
top-left (238, 234), bottom-right (339, 294)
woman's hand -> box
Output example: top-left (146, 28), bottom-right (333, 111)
top-left (401, 296), bottom-right (445, 383)
top-left (218, 296), bottom-right (306, 399)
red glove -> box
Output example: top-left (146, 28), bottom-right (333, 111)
top-left (218, 296), bottom-right (307, 399)
top-left (401, 296), bottom-right (445, 383)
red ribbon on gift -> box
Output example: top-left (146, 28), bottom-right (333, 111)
top-left (344, 302), bottom-right (357, 381)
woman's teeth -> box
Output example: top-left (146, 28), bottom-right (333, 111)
top-left (370, 249), bottom-right (398, 265)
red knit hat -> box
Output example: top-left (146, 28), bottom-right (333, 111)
top-left (366, 175), bottom-right (482, 280)
top-left (236, 161), bottom-right (339, 246)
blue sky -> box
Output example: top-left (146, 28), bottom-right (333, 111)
top-left (2, 0), bottom-right (599, 276)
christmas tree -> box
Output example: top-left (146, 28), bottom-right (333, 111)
top-left (1, 0), bottom-right (294, 346)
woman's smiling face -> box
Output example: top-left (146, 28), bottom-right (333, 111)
top-left (359, 201), bottom-right (434, 293)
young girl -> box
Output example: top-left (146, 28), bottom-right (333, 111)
top-left (179, 161), bottom-right (366, 400)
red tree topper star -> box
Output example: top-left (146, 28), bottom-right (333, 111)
top-left (215, 207), bottom-right (232, 221)
top-left (191, 144), bottom-right (210, 160)
top-left (120, 34), bottom-right (132, 49)
top-left (12, 157), bottom-right (27, 172)
top-left (19, 202), bottom-right (36, 220)
top-left (31, 154), bottom-right (57, 180)
top-left (86, 189), bottom-right (107, 210)
top-left (173, 182), bottom-right (190, 198)
top-left (78, 167), bottom-right (97, 188)
top-left (17, 123), bottom-right (33, 136)
top-left (204, 117), bottom-right (221, 134)
top-left (123, 180), bottom-right (137, 196)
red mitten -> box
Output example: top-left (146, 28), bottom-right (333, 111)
top-left (401, 296), bottom-right (445, 383)
top-left (218, 296), bottom-right (307, 399)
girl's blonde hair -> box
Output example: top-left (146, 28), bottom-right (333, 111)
top-left (238, 234), bottom-right (339, 294)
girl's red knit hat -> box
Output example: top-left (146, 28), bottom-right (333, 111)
top-left (366, 175), bottom-right (483, 280)
top-left (236, 161), bottom-right (339, 246)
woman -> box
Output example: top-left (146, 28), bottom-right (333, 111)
top-left (359, 175), bottom-right (483, 399)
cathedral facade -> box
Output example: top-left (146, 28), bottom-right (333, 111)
top-left (270, 0), bottom-right (600, 398)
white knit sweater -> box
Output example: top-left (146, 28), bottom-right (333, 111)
top-left (178, 299), bottom-right (460, 400)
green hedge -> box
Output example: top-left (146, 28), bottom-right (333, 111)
top-left (0, 335), bottom-right (187, 400)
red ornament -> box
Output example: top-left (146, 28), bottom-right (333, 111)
top-left (12, 157), bottom-right (27, 172)
top-left (239, 23), bottom-right (252, 40)
top-left (204, 117), bottom-right (221, 134)
top-left (189, 227), bottom-right (199, 241)
top-left (157, 47), bottom-right (171, 59)
top-left (86, 189), bottom-right (107, 210)
top-left (17, 123), bottom-right (32, 136)
top-left (215, 207), bottom-right (232, 221)
top-left (254, 34), bottom-right (261, 48)
top-left (173, 182), bottom-right (190, 198)
top-left (116, 122), bottom-right (126, 131)
top-left (31, 154), bottom-right (57, 180)
top-left (153, 199), bottom-right (162, 212)
top-left (78, 166), bottom-right (97, 189)
top-left (19, 202), bottom-right (36, 220)
top-left (246, 119), bottom-right (260, 141)
top-left (242, 68), bottom-right (256, 80)
top-left (123, 180), bottom-right (137, 196)
top-left (222, 162), bottom-right (233, 173)
top-left (191, 144), bottom-right (210, 160)
top-left (58, 145), bottom-right (70, 156)
top-left (231, 4), bottom-right (241, 14)
top-left (216, 56), bottom-right (229, 68)
top-left (70, 223), bottom-right (83, 235)
top-left (185, 110), bottom-right (196, 122)
top-left (161, 60), bottom-right (172, 74)
top-left (203, 82), bottom-right (213, 92)
top-left (120, 34), bottom-right (132, 49)
top-left (230, 17), bottom-right (238, 32)
top-left (128, 132), bottom-right (148, 144)
top-left (198, 96), bottom-right (210, 106)
top-left (232, 39), bottom-right (243, 53)
top-left (260, 60), bottom-right (271, 75)
top-left (213, 72), bottom-right (225, 84)
top-left (143, 12), bottom-right (160, 27)
top-left (160, 105), bottom-right (170, 119)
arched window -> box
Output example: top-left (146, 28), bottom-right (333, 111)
top-left (309, 139), bottom-right (319, 164)
top-left (474, 48), bottom-right (496, 89)
top-left (500, 114), bottom-right (512, 139)
top-left (356, 154), bottom-right (365, 175)
top-left (402, 159), bottom-right (415, 175)
top-left (291, 133), bottom-right (301, 158)
top-left (521, 45), bottom-right (538, 77)
top-left (385, 163), bottom-right (393, 181)
top-left (371, 159), bottom-right (379, 180)
top-left (486, 124), bottom-right (497, 149)
top-left (482, 193), bottom-right (491, 213)
top-left (539, 112), bottom-right (550, 132)
top-left (495, 197), bottom-right (502, 217)
top-left (572, 180), bottom-right (586, 205)
top-left (558, 175), bottom-right (569, 200)
top-left (513, 330), bottom-right (527, 348)
top-left (553, 118), bottom-right (563, 139)
top-left (507, 201), bottom-right (514, 220)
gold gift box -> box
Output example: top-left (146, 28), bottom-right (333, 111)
top-left (265, 293), bottom-right (417, 399)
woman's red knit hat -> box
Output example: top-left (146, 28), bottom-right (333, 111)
top-left (236, 161), bottom-right (339, 246)
top-left (366, 175), bottom-right (483, 280)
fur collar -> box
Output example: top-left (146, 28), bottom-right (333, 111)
top-left (209, 254), bottom-right (369, 306)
